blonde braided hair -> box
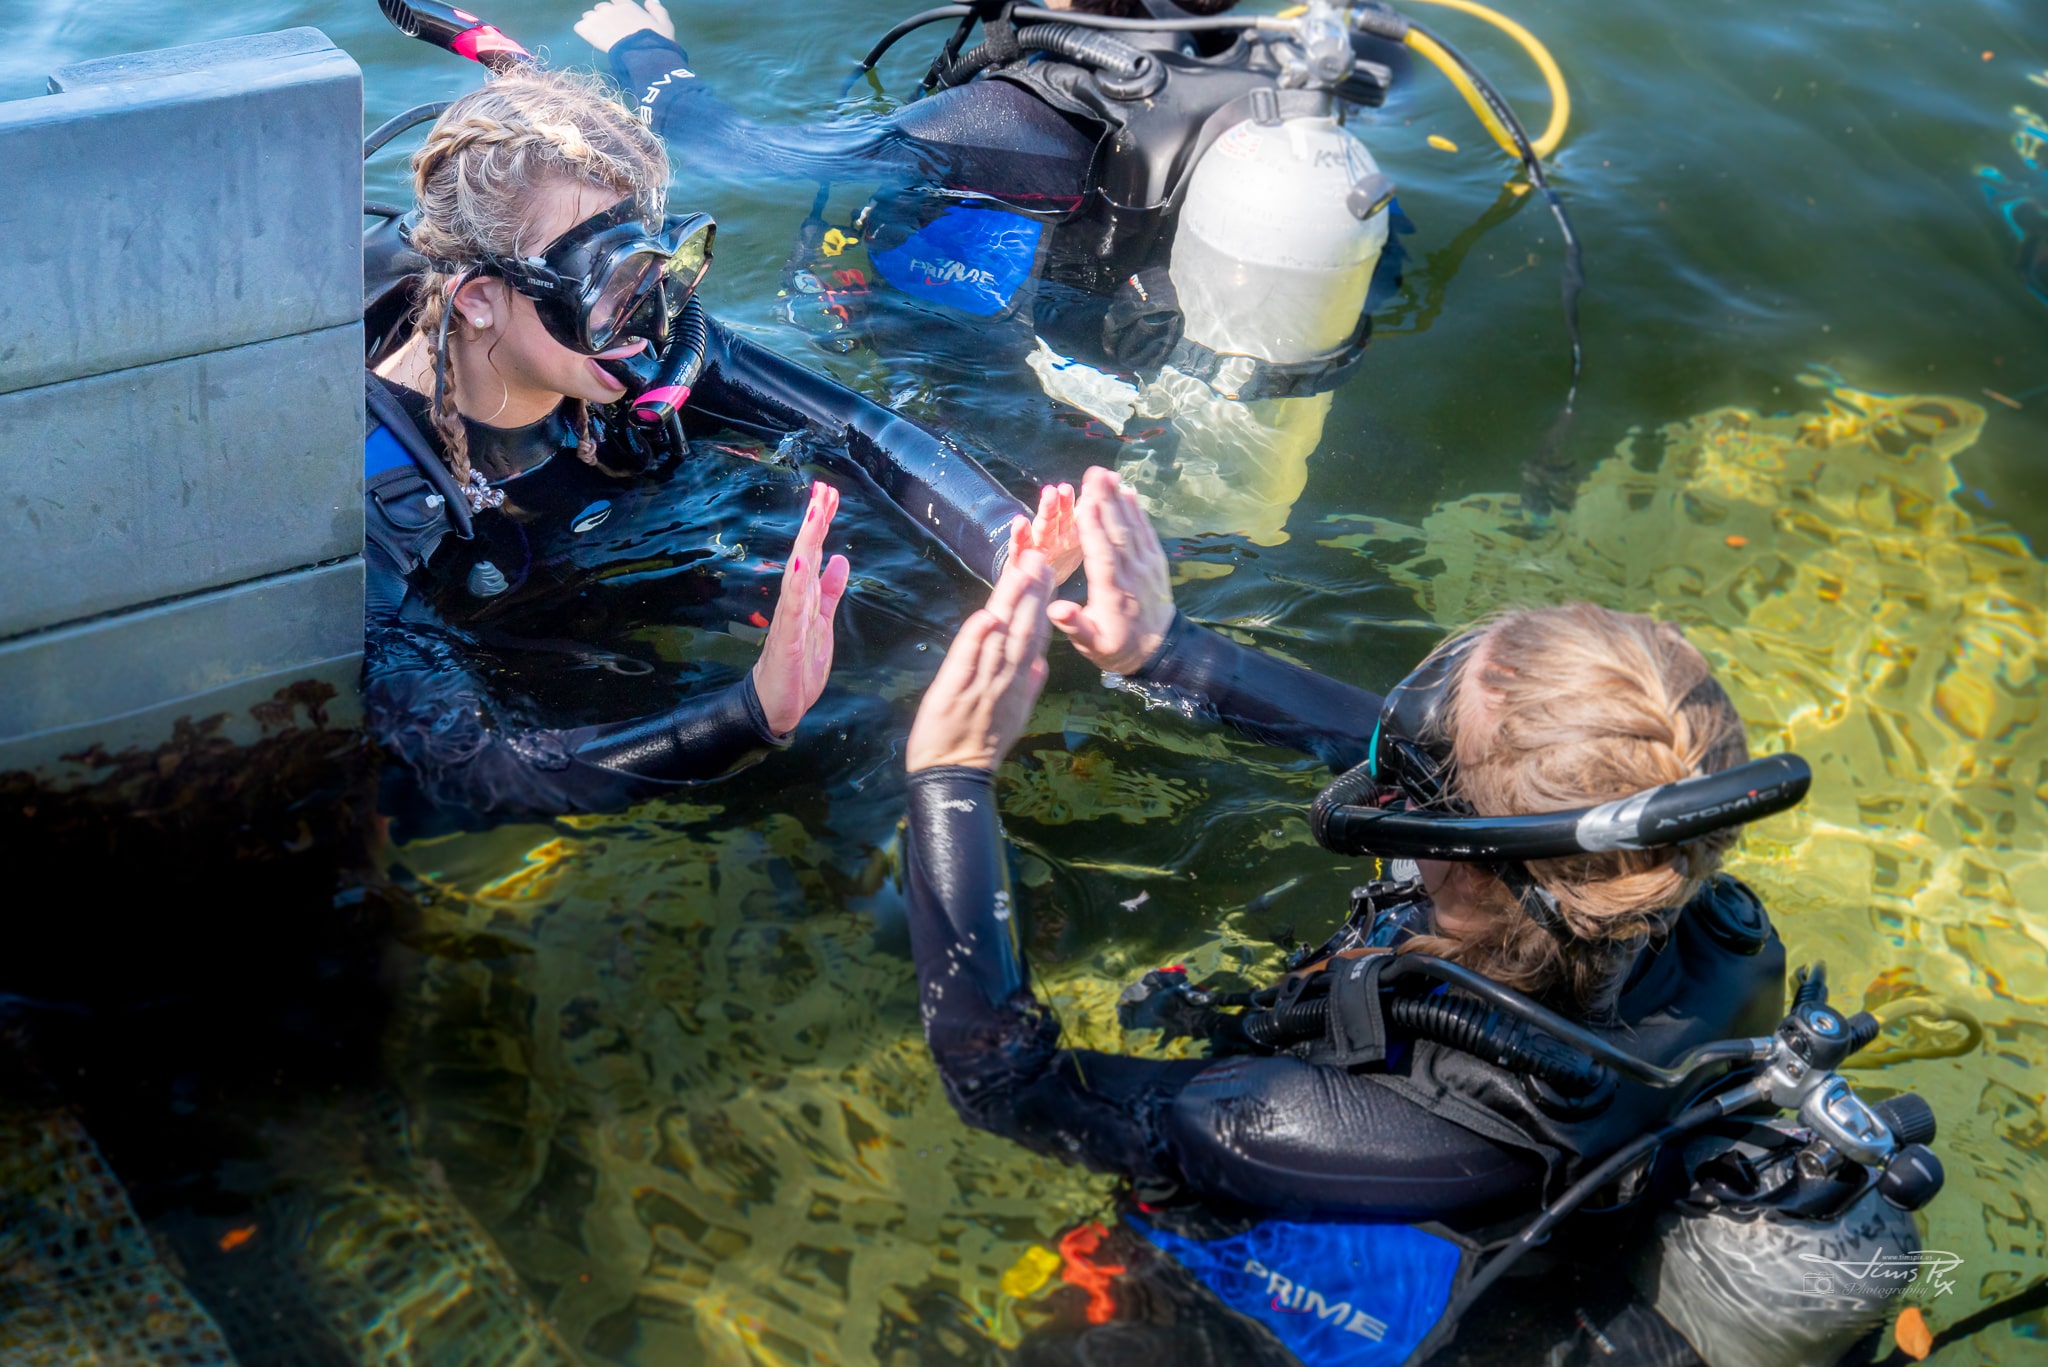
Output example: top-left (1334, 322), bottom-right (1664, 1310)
top-left (404, 68), bottom-right (669, 485)
top-left (1401, 603), bottom-right (1750, 1014)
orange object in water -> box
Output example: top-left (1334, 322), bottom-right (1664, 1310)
top-left (1724, 534), bottom-right (1749, 548)
top-left (1057, 1223), bottom-right (1126, 1325)
top-left (1894, 1307), bottom-right (1934, 1360)
top-left (748, 611), bottom-right (770, 628)
top-left (217, 1225), bottom-right (257, 1252)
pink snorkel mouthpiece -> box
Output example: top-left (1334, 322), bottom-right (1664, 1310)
top-left (632, 385), bottom-right (691, 425)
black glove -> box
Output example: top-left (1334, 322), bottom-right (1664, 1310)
top-left (1101, 267), bottom-right (1184, 372)
top-left (1117, 966), bottom-right (1221, 1039)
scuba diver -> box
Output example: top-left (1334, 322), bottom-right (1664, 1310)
top-left (362, 8), bottom-right (1083, 830)
top-left (577, 0), bottom-right (1582, 544)
top-left (899, 468), bottom-right (1947, 1365)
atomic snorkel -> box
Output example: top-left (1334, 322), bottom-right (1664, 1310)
top-left (1311, 751), bottom-right (1813, 864)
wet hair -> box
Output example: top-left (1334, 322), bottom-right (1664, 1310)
top-left (405, 68), bottom-right (669, 486)
top-left (1404, 603), bottom-right (1750, 1013)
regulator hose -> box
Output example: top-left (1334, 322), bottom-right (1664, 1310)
top-left (1238, 983), bottom-right (1610, 1097)
top-left (938, 23), bottom-right (1164, 98)
top-left (1431, 1075), bottom-right (1771, 1351)
top-left (1397, 0), bottom-right (1570, 158)
top-left (363, 100), bottom-right (452, 160)
top-left (1403, 18), bottom-right (1584, 405)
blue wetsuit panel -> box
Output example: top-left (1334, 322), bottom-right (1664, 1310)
top-left (1133, 1217), bottom-right (1462, 1367)
top-left (365, 423), bottom-right (414, 478)
top-left (870, 206), bottom-right (1044, 316)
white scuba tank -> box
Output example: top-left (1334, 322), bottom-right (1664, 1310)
top-left (1170, 104), bottom-right (1390, 364)
top-left (1121, 99), bottom-right (1390, 545)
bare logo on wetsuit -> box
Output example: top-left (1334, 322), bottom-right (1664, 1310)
top-left (637, 67), bottom-right (695, 124)
top-left (1241, 1258), bottom-right (1390, 1341)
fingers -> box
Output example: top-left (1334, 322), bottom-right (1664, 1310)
top-left (984, 518), bottom-right (1039, 622)
top-left (930, 608), bottom-right (1000, 695)
top-left (1010, 509), bottom-right (1037, 559)
top-left (1047, 599), bottom-right (1103, 654)
top-left (789, 480), bottom-right (837, 581)
top-left (818, 553), bottom-right (851, 621)
top-left (1007, 557), bottom-right (1055, 667)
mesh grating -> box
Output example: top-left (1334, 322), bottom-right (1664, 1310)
top-left (0, 1106), bottom-right (240, 1366)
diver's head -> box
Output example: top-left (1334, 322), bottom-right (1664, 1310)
top-left (1359, 604), bottom-right (1753, 1009)
top-left (404, 67), bottom-right (670, 480)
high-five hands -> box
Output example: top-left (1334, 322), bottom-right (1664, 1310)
top-left (575, 0), bottom-right (675, 53)
top-left (907, 518), bottom-right (1055, 773)
top-left (1047, 466), bottom-right (1175, 675)
top-left (909, 468), bottom-right (1176, 773)
top-left (752, 481), bottom-right (852, 737)
top-left (1029, 481), bottom-right (1082, 584)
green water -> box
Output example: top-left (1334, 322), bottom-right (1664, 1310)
top-left (5, 1), bottom-right (2047, 1363)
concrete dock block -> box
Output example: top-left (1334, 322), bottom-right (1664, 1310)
top-left (0, 28), bottom-right (362, 397)
top-left (0, 559), bottom-right (364, 774)
top-left (0, 324), bottom-right (364, 641)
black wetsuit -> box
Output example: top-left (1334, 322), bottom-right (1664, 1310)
top-left (363, 315), bottom-right (1029, 832)
top-left (902, 614), bottom-right (1551, 1219)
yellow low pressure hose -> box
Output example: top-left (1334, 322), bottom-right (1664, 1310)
top-left (1403, 27), bottom-right (1523, 160)
top-left (1400, 0), bottom-right (1570, 159)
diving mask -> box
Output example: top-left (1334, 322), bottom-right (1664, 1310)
top-left (418, 200), bottom-right (715, 355)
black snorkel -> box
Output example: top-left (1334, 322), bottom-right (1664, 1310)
top-left (1313, 752), bottom-right (1813, 864)
top-left (375, 0), bottom-right (532, 71)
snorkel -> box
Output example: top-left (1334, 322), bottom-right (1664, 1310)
top-left (376, 0), bottom-right (532, 71)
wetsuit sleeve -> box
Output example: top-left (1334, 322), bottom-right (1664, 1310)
top-left (610, 32), bottom-right (1094, 201)
top-left (610, 30), bottom-right (932, 184)
top-left (362, 485), bottom-right (783, 833)
top-left (902, 768), bottom-right (1547, 1214)
top-left (1129, 611), bottom-right (1385, 770)
top-left (693, 317), bottom-right (1028, 584)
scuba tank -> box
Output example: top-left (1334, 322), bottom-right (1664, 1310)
top-left (1132, 3), bottom-right (1395, 545)
top-left (1168, 88), bottom-right (1391, 373)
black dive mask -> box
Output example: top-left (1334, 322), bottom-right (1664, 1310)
top-left (419, 201), bottom-right (715, 355)
top-left (1309, 634), bottom-right (1812, 884)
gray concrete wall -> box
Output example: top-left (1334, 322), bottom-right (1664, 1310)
top-left (0, 28), bottom-right (365, 782)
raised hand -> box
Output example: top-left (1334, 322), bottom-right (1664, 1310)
top-left (1046, 466), bottom-right (1175, 676)
top-left (574, 0), bottom-right (675, 53)
top-left (906, 519), bottom-right (1056, 773)
top-left (1030, 481), bottom-right (1082, 583)
top-left (751, 481), bottom-right (852, 737)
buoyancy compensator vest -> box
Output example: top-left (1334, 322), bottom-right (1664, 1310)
top-left (1114, 882), bottom-right (1952, 1366)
